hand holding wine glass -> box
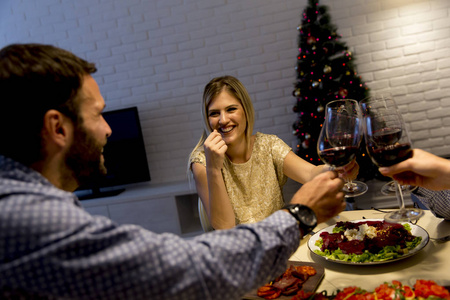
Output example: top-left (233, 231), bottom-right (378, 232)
top-left (360, 96), bottom-right (423, 222)
top-left (317, 99), bottom-right (368, 198)
top-left (379, 148), bottom-right (450, 191)
top-left (368, 95), bottom-right (417, 196)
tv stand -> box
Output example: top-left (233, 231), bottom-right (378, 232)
top-left (76, 187), bottom-right (126, 200)
top-left (80, 181), bottom-right (203, 237)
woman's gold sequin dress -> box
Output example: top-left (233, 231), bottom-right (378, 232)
top-left (190, 132), bottom-right (292, 225)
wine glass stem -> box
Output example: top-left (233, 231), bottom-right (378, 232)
top-left (394, 181), bottom-right (406, 210)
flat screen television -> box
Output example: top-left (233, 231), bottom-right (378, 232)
top-left (75, 106), bottom-right (151, 200)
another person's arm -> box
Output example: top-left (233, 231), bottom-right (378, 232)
top-left (283, 151), bottom-right (359, 184)
top-left (287, 170), bottom-right (346, 223)
top-left (378, 149), bottom-right (450, 191)
top-left (191, 130), bottom-right (236, 229)
top-left (410, 189), bottom-right (450, 220)
top-left (5, 171), bottom-right (344, 300)
top-left (160, 171), bottom-right (343, 299)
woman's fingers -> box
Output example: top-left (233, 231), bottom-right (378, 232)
top-left (205, 130), bottom-right (226, 152)
top-left (204, 131), bottom-right (228, 170)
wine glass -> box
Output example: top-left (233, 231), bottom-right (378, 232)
top-left (317, 99), bottom-right (368, 198)
top-left (360, 96), bottom-right (423, 222)
top-left (371, 95), bottom-right (417, 196)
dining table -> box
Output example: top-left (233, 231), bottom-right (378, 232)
top-left (289, 209), bottom-right (450, 293)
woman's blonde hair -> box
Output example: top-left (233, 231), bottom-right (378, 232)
top-left (188, 75), bottom-right (255, 174)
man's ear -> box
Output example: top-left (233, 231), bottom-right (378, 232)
top-left (42, 109), bottom-right (73, 147)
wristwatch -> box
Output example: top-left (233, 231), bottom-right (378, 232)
top-left (283, 204), bottom-right (317, 236)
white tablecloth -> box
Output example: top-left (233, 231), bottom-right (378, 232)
top-left (290, 209), bottom-right (450, 292)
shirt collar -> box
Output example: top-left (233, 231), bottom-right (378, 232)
top-left (0, 155), bottom-right (81, 206)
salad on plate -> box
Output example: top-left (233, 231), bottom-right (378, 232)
top-left (311, 219), bottom-right (425, 264)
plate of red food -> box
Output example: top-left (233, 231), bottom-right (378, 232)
top-left (243, 261), bottom-right (324, 299)
top-left (308, 219), bottom-right (429, 265)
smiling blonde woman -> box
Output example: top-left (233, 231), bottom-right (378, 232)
top-left (189, 76), bottom-right (358, 230)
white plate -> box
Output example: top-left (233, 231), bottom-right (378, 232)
top-left (308, 219), bottom-right (429, 265)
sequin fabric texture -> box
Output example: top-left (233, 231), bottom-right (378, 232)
top-left (0, 155), bottom-right (300, 299)
top-left (190, 132), bottom-right (292, 225)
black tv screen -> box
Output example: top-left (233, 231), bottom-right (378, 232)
top-left (75, 106), bottom-right (151, 200)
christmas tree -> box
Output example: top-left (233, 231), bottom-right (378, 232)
top-left (292, 0), bottom-right (377, 181)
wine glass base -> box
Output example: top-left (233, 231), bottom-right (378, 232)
top-left (384, 208), bottom-right (424, 223)
top-left (343, 181), bottom-right (368, 198)
top-left (381, 181), bottom-right (418, 196)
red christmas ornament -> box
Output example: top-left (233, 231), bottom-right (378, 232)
top-left (301, 139), bottom-right (310, 149)
top-left (338, 87), bottom-right (348, 98)
top-left (307, 36), bottom-right (316, 45)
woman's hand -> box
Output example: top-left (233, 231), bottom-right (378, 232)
top-left (204, 130), bottom-right (228, 170)
top-left (195, 130), bottom-right (235, 229)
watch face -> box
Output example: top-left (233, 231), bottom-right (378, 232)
top-left (297, 206), bottom-right (317, 227)
top-left (300, 213), bottom-right (316, 226)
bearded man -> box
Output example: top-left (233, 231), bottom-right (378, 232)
top-left (0, 43), bottom-right (345, 299)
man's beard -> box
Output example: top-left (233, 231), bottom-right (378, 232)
top-left (65, 124), bottom-right (107, 188)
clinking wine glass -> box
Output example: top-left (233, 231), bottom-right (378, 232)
top-left (371, 95), bottom-right (417, 196)
top-left (360, 97), bottom-right (423, 222)
top-left (317, 99), bottom-right (368, 198)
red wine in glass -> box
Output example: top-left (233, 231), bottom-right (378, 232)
top-left (371, 128), bottom-right (416, 194)
top-left (317, 99), bottom-right (368, 198)
top-left (368, 143), bottom-right (413, 167)
top-left (372, 128), bottom-right (402, 146)
top-left (318, 146), bottom-right (358, 168)
top-left (361, 96), bottom-right (423, 222)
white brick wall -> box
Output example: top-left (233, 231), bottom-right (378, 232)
top-left (0, 0), bottom-right (449, 186)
